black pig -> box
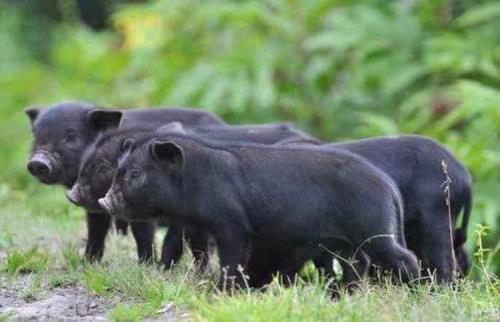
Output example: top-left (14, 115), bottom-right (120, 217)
top-left (222, 135), bottom-right (473, 286)
top-left (263, 136), bottom-right (473, 283)
top-left (71, 122), bottom-right (320, 269)
top-left (328, 135), bottom-right (473, 282)
top-left (99, 134), bottom-right (420, 289)
top-left (26, 101), bottom-right (225, 262)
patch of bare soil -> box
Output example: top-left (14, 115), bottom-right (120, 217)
top-left (1, 283), bottom-right (186, 321)
top-left (1, 284), bottom-right (112, 321)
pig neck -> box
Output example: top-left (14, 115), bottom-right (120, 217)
top-left (173, 145), bottom-right (248, 223)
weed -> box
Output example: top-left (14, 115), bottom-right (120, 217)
top-left (473, 224), bottom-right (499, 287)
top-left (83, 266), bottom-right (111, 295)
top-left (109, 303), bottom-right (147, 322)
top-left (5, 247), bottom-right (49, 275)
top-left (0, 188), bottom-right (498, 321)
top-left (61, 242), bottom-right (84, 271)
top-left (0, 312), bottom-right (13, 322)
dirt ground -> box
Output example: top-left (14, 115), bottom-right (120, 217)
top-left (1, 284), bottom-right (111, 321)
top-left (0, 281), bottom-right (184, 321)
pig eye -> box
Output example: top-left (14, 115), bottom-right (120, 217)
top-left (64, 130), bottom-right (78, 144)
top-left (97, 163), bottom-right (111, 174)
top-left (129, 170), bottom-right (142, 180)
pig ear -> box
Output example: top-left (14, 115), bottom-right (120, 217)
top-left (150, 141), bottom-right (184, 171)
top-left (156, 122), bottom-right (186, 135)
top-left (87, 109), bottom-right (123, 132)
top-left (121, 138), bottom-right (135, 153)
top-left (25, 106), bottom-right (40, 123)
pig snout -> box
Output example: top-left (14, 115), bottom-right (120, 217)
top-left (27, 154), bottom-right (52, 180)
top-left (98, 195), bottom-right (113, 215)
top-left (98, 189), bottom-right (124, 216)
top-left (66, 185), bottom-right (82, 206)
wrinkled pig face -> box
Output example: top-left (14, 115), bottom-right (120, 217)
top-left (99, 139), bottom-right (184, 221)
top-left (26, 102), bottom-right (122, 187)
top-left (67, 156), bottom-right (116, 212)
top-left (67, 137), bottom-right (124, 212)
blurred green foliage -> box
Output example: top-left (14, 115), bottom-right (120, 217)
top-left (0, 0), bottom-right (498, 274)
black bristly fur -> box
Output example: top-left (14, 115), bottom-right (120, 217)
top-left (329, 135), bottom-right (473, 282)
top-left (106, 133), bottom-right (419, 290)
top-left (78, 122), bottom-right (322, 270)
top-left (26, 101), bottom-right (226, 263)
top-left (270, 135), bottom-right (473, 283)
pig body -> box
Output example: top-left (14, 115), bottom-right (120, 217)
top-left (72, 122), bottom-right (320, 268)
top-left (257, 135), bottom-right (473, 284)
top-left (121, 108), bottom-right (225, 129)
top-left (329, 135), bottom-right (473, 281)
top-left (156, 122), bottom-right (320, 145)
top-left (101, 134), bottom-right (420, 289)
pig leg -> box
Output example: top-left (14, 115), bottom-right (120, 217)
top-left (272, 247), bottom-right (312, 286)
top-left (184, 226), bottom-right (211, 272)
top-left (114, 219), bottom-right (129, 235)
top-left (318, 242), bottom-right (370, 297)
top-left (160, 224), bottom-right (184, 270)
top-left (130, 221), bottom-right (156, 263)
top-left (362, 237), bottom-right (420, 284)
top-left (246, 246), bottom-right (285, 288)
top-left (85, 211), bottom-right (111, 262)
top-left (313, 253), bottom-right (337, 280)
top-left (216, 227), bottom-right (251, 291)
top-left (455, 245), bottom-right (471, 278)
top-left (334, 247), bottom-right (370, 286)
top-left (314, 245), bottom-right (370, 284)
top-left (402, 218), bottom-right (423, 275)
top-left (418, 207), bottom-right (456, 283)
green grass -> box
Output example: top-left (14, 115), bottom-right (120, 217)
top-left (5, 247), bottom-right (49, 275)
top-left (0, 313), bottom-right (13, 322)
top-left (1, 1), bottom-right (498, 320)
top-left (109, 303), bottom-right (149, 322)
top-left (0, 184), bottom-right (498, 321)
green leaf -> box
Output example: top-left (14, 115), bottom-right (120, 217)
top-left (455, 2), bottom-right (500, 28)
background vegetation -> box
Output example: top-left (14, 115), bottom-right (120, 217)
top-left (0, 0), bottom-right (498, 320)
